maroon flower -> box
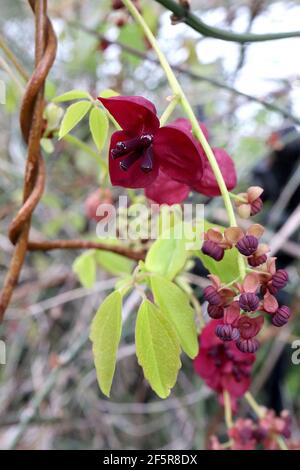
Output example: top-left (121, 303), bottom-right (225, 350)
top-left (193, 320), bottom-right (256, 402)
top-left (235, 186), bottom-right (264, 218)
top-left (98, 96), bottom-right (204, 189)
top-left (229, 418), bottom-right (257, 450)
top-left (99, 96), bottom-right (237, 204)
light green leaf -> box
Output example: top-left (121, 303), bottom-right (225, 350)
top-left (196, 220), bottom-right (239, 283)
top-left (90, 291), bottom-right (122, 397)
top-left (89, 107), bottom-right (109, 151)
top-left (145, 236), bottom-right (187, 280)
top-left (58, 101), bottom-right (92, 139)
top-left (53, 89), bottom-right (91, 103)
top-left (135, 300), bottom-right (181, 399)
top-left (95, 250), bottom-right (133, 276)
top-left (99, 89), bottom-right (120, 98)
top-left (151, 275), bottom-right (198, 358)
top-left (72, 250), bottom-right (96, 288)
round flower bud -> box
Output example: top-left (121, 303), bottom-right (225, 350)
top-left (236, 235), bottom-right (258, 256)
top-left (215, 324), bottom-right (240, 342)
top-left (268, 269), bottom-right (288, 294)
top-left (250, 197), bottom-right (263, 216)
top-left (248, 253), bottom-right (268, 267)
top-left (203, 286), bottom-right (221, 306)
top-left (239, 293), bottom-right (260, 312)
top-left (236, 338), bottom-right (259, 353)
top-left (207, 304), bottom-right (224, 319)
top-left (202, 240), bottom-right (224, 261)
top-left (272, 305), bottom-right (291, 327)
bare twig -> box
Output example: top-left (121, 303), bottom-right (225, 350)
top-left (72, 23), bottom-right (300, 124)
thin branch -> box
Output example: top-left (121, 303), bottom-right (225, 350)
top-left (154, 0), bottom-right (300, 43)
top-left (73, 23), bottom-right (300, 124)
top-left (0, 33), bottom-right (29, 81)
top-left (27, 239), bottom-right (146, 261)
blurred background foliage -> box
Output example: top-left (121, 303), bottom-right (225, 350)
top-left (0, 0), bottom-right (299, 449)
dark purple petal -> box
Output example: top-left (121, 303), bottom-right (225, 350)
top-left (153, 125), bottom-right (204, 185)
top-left (98, 96), bottom-right (160, 134)
top-left (144, 170), bottom-right (190, 205)
top-left (191, 148), bottom-right (237, 197)
top-left (108, 130), bottom-right (158, 188)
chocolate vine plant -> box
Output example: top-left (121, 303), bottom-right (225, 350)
top-left (1, 0), bottom-right (297, 451)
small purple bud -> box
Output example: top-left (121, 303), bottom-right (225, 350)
top-left (215, 324), bottom-right (240, 342)
top-left (272, 305), bottom-right (291, 327)
top-left (248, 254), bottom-right (268, 267)
top-left (250, 197), bottom-right (263, 216)
top-left (236, 235), bottom-right (258, 256)
top-left (239, 293), bottom-right (260, 312)
top-left (202, 240), bottom-right (224, 261)
top-left (236, 337), bottom-right (259, 353)
top-left (207, 304), bottom-right (224, 319)
top-left (269, 269), bottom-right (288, 294)
top-left (203, 286), bottom-right (221, 306)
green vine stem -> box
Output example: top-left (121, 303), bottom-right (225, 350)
top-left (159, 95), bottom-right (179, 126)
top-left (223, 390), bottom-right (233, 429)
top-left (123, 0), bottom-right (246, 279)
top-left (154, 0), bottom-right (300, 44)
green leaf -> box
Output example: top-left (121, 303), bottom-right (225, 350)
top-left (99, 89), bottom-right (120, 98)
top-left (196, 220), bottom-right (239, 283)
top-left (151, 275), bottom-right (198, 358)
top-left (89, 107), bottom-right (109, 151)
top-left (53, 89), bottom-right (91, 103)
top-left (145, 236), bottom-right (187, 280)
top-left (95, 250), bottom-right (133, 276)
top-left (72, 250), bottom-right (96, 288)
top-left (90, 291), bottom-right (123, 397)
top-left (135, 300), bottom-right (181, 399)
top-left (58, 101), bottom-right (92, 139)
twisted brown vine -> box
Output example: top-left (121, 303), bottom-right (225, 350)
top-left (0, 0), bottom-right (145, 322)
top-left (0, 0), bottom-right (57, 322)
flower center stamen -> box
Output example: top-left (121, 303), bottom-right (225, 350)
top-left (111, 134), bottom-right (153, 159)
top-left (111, 134), bottom-right (154, 173)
